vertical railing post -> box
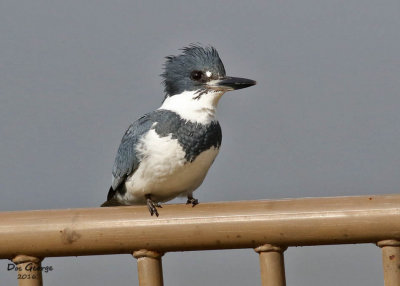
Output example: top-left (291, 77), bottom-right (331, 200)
top-left (377, 240), bottom-right (400, 286)
top-left (133, 250), bottom-right (164, 286)
top-left (12, 255), bottom-right (43, 286)
top-left (255, 244), bottom-right (287, 286)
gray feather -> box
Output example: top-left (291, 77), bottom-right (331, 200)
top-left (111, 114), bottom-right (154, 190)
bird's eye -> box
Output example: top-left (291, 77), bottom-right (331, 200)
top-left (190, 70), bottom-right (203, 81)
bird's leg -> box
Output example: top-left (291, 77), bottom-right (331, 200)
top-left (145, 194), bottom-right (160, 217)
top-left (186, 195), bottom-right (199, 207)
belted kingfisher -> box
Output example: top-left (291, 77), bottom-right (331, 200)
top-left (101, 44), bottom-right (256, 216)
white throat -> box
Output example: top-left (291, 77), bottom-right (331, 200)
top-left (159, 90), bottom-right (225, 124)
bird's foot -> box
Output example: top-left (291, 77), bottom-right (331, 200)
top-left (145, 195), bottom-right (161, 217)
top-left (186, 197), bottom-right (199, 207)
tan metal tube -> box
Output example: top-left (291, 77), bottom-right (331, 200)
top-left (12, 255), bottom-right (43, 286)
top-left (0, 195), bottom-right (399, 258)
top-left (255, 245), bottom-right (286, 286)
top-left (133, 250), bottom-right (164, 286)
top-left (378, 240), bottom-right (400, 286)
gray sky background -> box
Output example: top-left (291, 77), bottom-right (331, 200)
top-left (1, 0), bottom-right (399, 285)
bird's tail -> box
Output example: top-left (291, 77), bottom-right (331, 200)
top-left (100, 186), bottom-right (124, 207)
top-left (101, 199), bottom-right (123, 207)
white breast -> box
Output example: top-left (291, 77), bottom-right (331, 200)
top-left (121, 129), bottom-right (219, 204)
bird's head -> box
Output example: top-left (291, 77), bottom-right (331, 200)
top-left (161, 44), bottom-right (256, 99)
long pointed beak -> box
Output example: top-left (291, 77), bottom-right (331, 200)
top-left (207, 76), bottom-right (256, 91)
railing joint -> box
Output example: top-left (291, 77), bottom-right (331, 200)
top-left (255, 244), bottom-right (287, 253)
top-left (255, 244), bottom-right (287, 286)
top-left (133, 249), bottom-right (164, 259)
top-left (377, 240), bottom-right (400, 286)
top-left (377, 239), bottom-right (400, 248)
top-left (133, 250), bottom-right (164, 286)
top-left (11, 255), bottom-right (44, 286)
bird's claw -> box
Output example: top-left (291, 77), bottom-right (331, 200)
top-left (186, 197), bottom-right (199, 207)
top-left (146, 195), bottom-right (160, 217)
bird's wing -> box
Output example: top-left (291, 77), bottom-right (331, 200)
top-left (111, 113), bottom-right (155, 190)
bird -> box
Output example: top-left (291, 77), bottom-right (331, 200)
top-left (101, 44), bottom-right (256, 216)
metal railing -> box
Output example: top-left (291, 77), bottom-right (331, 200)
top-left (1, 194), bottom-right (400, 286)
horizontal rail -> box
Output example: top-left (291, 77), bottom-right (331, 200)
top-left (0, 194), bottom-right (400, 259)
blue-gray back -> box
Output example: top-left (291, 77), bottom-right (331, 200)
top-left (111, 114), bottom-right (154, 190)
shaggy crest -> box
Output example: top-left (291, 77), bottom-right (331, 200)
top-left (161, 44), bottom-right (226, 97)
